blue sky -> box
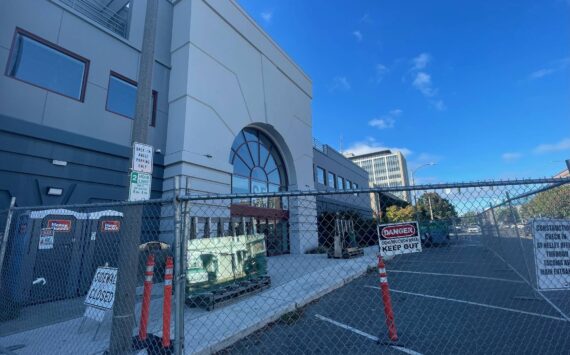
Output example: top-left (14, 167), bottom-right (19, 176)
top-left (238, 0), bottom-right (570, 183)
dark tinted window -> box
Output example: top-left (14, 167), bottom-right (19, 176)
top-left (106, 72), bottom-right (157, 126)
top-left (7, 29), bottom-right (88, 100)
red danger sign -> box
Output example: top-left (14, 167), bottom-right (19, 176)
top-left (381, 224), bottom-right (417, 239)
top-left (47, 219), bottom-right (72, 232)
top-left (101, 221), bottom-right (121, 232)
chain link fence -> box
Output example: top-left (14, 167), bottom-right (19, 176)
top-left (0, 177), bottom-right (569, 354)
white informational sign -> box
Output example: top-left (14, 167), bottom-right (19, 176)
top-left (128, 171), bottom-right (151, 201)
top-left (132, 142), bottom-right (153, 174)
top-left (532, 219), bottom-right (570, 290)
top-left (84, 267), bottom-right (118, 310)
top-left (38, 228), bottom-right (55, 250)
top-left (377, 221), bottom-right (422, 257)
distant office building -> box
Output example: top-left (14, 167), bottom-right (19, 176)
top-left (312, 139), bottom-right (371, 217)
top-left (346, 150), bottom-right (411, 202)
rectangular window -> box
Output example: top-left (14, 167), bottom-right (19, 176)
top-left (353, 183), bottom-right (359, 189)
top-left (6, 28), bottom-right (89, 101)
top-left (328, 172), bottom-right (336, 188)
top-left (337, 176), bottom-right (344, 190)
top-left (106, 72), bottom-right (157, 126)
top-left (316, 166), bottom-right (326, 185)
top-left (346, 180), bottom-right (352, 190)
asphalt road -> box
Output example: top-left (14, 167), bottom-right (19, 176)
top-left (219, 236), bottom-right (570, 354)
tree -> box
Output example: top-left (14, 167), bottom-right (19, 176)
top-left (461, 211), bottom-right (479, 225)
top-left (416, 192), bottom-right (457, 221)
top-left (386, 205), bottom-right (415, 222)
top-left (494, 206), bottom-right (520, 225)
top-left (520, 185), bottom-right (570, 220)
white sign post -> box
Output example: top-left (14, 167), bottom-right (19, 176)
top-left (132, 142), bottom-right (154, 174)
top-left (377, 221), bottom-right (422, 257)
top-left (128, 141), bottom-right (153, 202)
top-left (128, 171), bottom-right (152, 201)
top-left (532, 219), bottom-right (570, 290)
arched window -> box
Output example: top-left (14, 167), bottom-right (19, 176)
top-left (230, 128), bottom-right (288, 208)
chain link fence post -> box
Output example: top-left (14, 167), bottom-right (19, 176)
top-left (173, 177), bottom-right (185, 355)
top-left (0, 197), bottom-right (16, 288)
top-left (506, 191), bottom-right (534, 284)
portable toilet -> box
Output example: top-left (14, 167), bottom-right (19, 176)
top-left (79, 210), bottom-right (124, 294)
top-left (7, 209), bottom-right (87, 305)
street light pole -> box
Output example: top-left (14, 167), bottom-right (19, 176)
top-left (410, 163), bottom-right (436, 208)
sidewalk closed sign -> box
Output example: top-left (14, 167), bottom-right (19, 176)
top-left (532, 219), bottom-right (570, 290)
top-left (378, 221), bottom-right (422, 257)
top-left (84, 267), bottom-right (118, 310)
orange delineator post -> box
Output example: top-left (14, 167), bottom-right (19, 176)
top-left (378, 255), bottom-right (398, 342)
top-left (162, 256), bottom-right (174, 348)
top-left (138, 254), bottom-right (155, 341)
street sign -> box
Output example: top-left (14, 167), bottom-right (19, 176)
top-left (38, 228), bottom-right (54, 250)
top-left (128, 171), bottom-right (151, 201)
top-left (84, 266), bottom-right (118, 310)
top-left (377, 221), bottom-right (422, 257)
top-left (532, 219), bottom-right (570, 290)
top-left (132, 142), bottom-right (153, 174)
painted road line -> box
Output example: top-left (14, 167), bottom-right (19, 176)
top-left (364, 286), bottom-right (567, 322)
top-left (387, 270), bottom-right (524, 284)
top-left (314, 314), bottom-right (423, 355)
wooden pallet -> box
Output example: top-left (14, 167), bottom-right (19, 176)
top-left (186, 276), bottom-right (271, 311)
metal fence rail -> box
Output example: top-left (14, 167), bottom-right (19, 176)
top-left (0, 177), bottom-right (569, 354)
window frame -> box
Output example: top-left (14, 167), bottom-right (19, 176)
top-left (105, 71), bottom-right (158, 127)
top-left (316, 166), bottom-right (326, 185)
top-left (327, 171), bottom-right (336, 189)
top-left (5, 27), bottom-right (90, 102)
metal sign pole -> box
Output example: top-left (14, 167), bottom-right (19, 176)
top-left (109, 0), bottom-right (158, 352)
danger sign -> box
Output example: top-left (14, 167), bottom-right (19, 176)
top-left (101, 220), bottom-right (121, 232)
top-left (378, 221), bottom-right (422, 257)
top-left (47, 219), bottom-right (72, 232)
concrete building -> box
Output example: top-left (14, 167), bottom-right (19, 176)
top-left (346, 150), bottom-right (411, 203)
top-left (0, 0), bottom-right (317, 254)
top-left (312, 139), bottom-right (371, 217)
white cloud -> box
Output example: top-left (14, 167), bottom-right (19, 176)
top-left (412, 53), bottom-right (431, 70)
top-left (431, 100), bottom-right (446, 111)
top-left (345, 137), bottom-right (412, 156)
top-left (408, 153), bottom-right (442, 171)
top-left (352, 30), bottom-right (363, 42)
top-left (329, 76), bottom-right (351, 92)
top-left (359, 13), bottom-right (373, 24)
top-left (533, 138), bottom-right (570, 154)
top-left (413, 72), bottom-right (437, 97)
top-left (375, 64), bottom-right (389, 83)
top-left (529, 57), bottom-right (570, 80)
top-left (260, 11), bottom-right (273, 23)
top-left (501, 152), bottom-right (523, 161)
top-left (368, 118), bottom-right (395, 129)
top-left (368, 109), bottom-right (402, 129)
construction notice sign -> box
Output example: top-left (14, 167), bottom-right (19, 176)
top-left (377, 221), bottom-right (422, 257)
top-left (84, 267), bottom-right (118, 310)
top-left (532, 219), bottom-right (570, 290)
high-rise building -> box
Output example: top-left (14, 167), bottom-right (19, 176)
top-left (346, 150), bottom-right (411, 202)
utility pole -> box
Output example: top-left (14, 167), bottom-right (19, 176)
top-left (109, 0), bottom-right (158, 353)
top-left (428, 196), bottom-right (434, 221)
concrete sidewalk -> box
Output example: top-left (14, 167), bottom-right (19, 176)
top-left (0, 246), bottom-right (378, 354)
